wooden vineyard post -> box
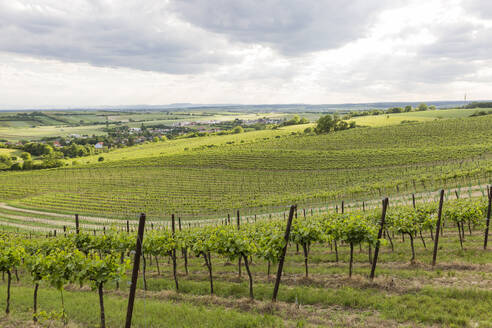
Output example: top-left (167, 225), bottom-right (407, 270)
top-left (171, 214), bottom-right (179, 291)
top-left (125, 213), bottom-right (146, 328)
top-left (484, 186), bottom-right (492, 249)
top-left (432, 190), bottom-right (445, 267)
top-left (342, 201), bottom-right (344, 214)
top-left (126, 220), bottom-right (130, 234)
top-left (412, 194), bottom-right (416, 209)
top-left (237, 210), bottom-right (241, 278)
top-left (370, 198), bottom-right (389, 280)
top-left (272, 205), bottom-right (296, 302)
top-left (75, 214), bottom-right (80, 234)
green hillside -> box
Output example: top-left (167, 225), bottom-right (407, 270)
top-left (0, 115), bottom-right (491, 220)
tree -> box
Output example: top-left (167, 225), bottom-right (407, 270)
top-left (404, 105), bottom-right (413, 112)
top-left (0, 154), bottom-right (12, 169)
top-left (20, 152), bottom-right (31, 160)
top-left (315, 114), bottom-right (355, 134)
top-left (417, 103), bottom-right (428, 111)
top-left (429, 105), bottom-right (436, 110)
top-left (315, 114), bottom-right (336, 134)
top-left (23, 160), bottom-right (33, 170)
top-left (387, 107), bottom-right (403, 113)
top-left (232, 126), bottom-right (244, 134)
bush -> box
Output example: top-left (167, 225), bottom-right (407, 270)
top-left (232, 126), bottom-right (244, 134)
top-left (20, 152), bottom-right (31, 160)
top-left (315, 114), bottom-right (356, 134)
top-left (10, 162), bottom-right (23, 170)
top-left (23, 160), bottom-right (33, 170)
top-left (304, 127), bottom-right (314, 134)
top-left (98, 156), bottom-right (105, 162)
top-left (0, 154), bottom-right (12, 169)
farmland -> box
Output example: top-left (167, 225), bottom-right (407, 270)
top-left (0, 113), bottom-right (490, 221)
top-left (352, 107), bottom-right (492, 127)
top-left (0, 195), bottom-right (492, 327)
top-left (0, 108), bottom-right (491, 327)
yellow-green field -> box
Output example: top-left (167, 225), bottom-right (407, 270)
top-left (0, 148), bottom-right (23, 157)
top-left (352, 108), bottom-right (492, 127)
top-left (0, 111), bottom-right (292, 141)
top-left (68, 123), bottom-right (313, 165)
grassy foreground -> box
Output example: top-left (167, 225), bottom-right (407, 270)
top-left (3, 219), bottom-right (492, 327)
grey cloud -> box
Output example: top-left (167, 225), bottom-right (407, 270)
top-left (0, 1), bottom-right (236, 74)
top-left (315, 54), bottom-right (480, 97)
top-left (169, 0), bottom-right (397, 56)
top-left (420, 22), bottom-right (492, 61)
top-left (463, 0), bottom-right (492, 19)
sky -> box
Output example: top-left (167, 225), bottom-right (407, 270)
top-left (0, 0), bottom-right (491, 108)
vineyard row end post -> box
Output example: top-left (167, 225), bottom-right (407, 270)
top-left (484, 186), bottom-right (492, 249)
top-left (272, 205), bottom-right (296, 302)
top-left (125, 213), bottom-right (146, 328)
top-left (370, 197), bottom-right (389, 280)
top-left (432, 190), bottom-right (445, 267)
top-left (75, 214), bottom-right (79, 234)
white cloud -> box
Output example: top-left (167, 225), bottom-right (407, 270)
top-left (0, 0), bottom-right (491, 107)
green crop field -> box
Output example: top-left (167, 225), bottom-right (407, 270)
top-left (0, 196), bottom-right (492, 328)
top-left (0, 115), bottom-right (490, 221)
top-left (0, 110), bottom-right (492, 328)
top-left (352, 108), bottom-right (492, 127)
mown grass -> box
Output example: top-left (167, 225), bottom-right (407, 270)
top-left (4, 225), bottom-right (492, 327)
top-left (0, 284), bottom-right (284, 328)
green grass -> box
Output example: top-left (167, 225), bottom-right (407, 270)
top-left (4, 224), bottom-right (492, 327)
top-left (0, 285), bottom-right (283, 328)
top-left (0, 149), bottom-right (23, 157)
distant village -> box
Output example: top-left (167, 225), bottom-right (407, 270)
top-left (0, 117), bottom-right (287, 166)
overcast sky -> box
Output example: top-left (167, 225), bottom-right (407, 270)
top-left (0, 0), bottom-right (491, 108)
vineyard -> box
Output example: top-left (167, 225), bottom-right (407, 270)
top-left (0, 191), bottom-right (491, 327)
top-left (0, 114), bottom-right (491, 327)
top-left (0, 115), bottom-right (490, 221)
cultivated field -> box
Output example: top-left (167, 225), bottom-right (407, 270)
top-left (352, 107), bottom-right (492, 127)
top-left (0, 115), bottom-right (490, 220)
top-left (0, 110), bottom-right (491, 328)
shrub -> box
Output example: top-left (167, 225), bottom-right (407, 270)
top-left (232, 126), bottom-right (244, 134)
top-left (10, 162), bottom-right (22, 170)
top-left (20, 152), bottom-right (31, 160)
